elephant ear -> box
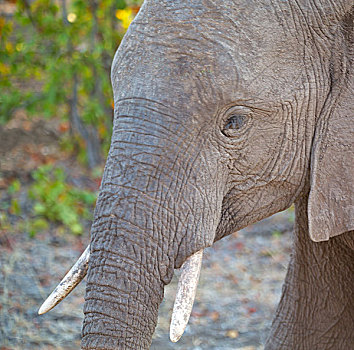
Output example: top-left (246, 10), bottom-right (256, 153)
top-left (308, 9), bottom-right (354, 242)
top-left (308, 76), bottom-right (354, 242)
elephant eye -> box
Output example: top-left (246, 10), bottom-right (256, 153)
top-left (222, 115), bottom-right (247, 136)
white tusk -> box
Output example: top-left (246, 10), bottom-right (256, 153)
top-left (170, 249), bottom-right (203, 343)
top-left (38, 245), bottom-right (90, 315)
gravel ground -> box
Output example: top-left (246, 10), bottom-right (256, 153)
top-left (0, 210), bottom-right (293, 350)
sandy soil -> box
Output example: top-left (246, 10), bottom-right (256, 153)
top-left (0, 210), bottom-right (293, 350)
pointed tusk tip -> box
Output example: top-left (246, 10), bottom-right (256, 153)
top-left (38, 299), bottom-right (54, 315)
top-left (38, 305), bottom-right (48, 315)
top-left (169, 249), bottom-right (204, 344)
top-left (169, 331), bottom-right (182, 343)
top-left (37, 244), bottom-right (90, 316)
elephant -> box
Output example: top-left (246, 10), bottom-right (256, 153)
top-left (39, 0), bottom-right (354, 349)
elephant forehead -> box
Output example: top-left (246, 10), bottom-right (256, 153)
top-left (112, 30), bottom-right (235, 116)
top-left (112, 0), bottom-right (313, 113)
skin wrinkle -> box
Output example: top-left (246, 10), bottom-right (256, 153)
top-left (120, 181), bottom-right (188, 231)
top-left (93, 266), bottom-right (159, 300)
top-left (113, 146), bottom-right (196, 197)
top-left (245, 61), bottom-right (278, 95)
top-left (293, 0), bottom-right (326, 55)
top-left (96, 214), bottom-right (158, 251)
top-left (84, 310), bottom-right (156, 339)
top-left (164, 130), bottom-right (215, 209)
top-left (87, 277), bottom-right (161, 313)
top-left (85, 304), bottom-right (153, 326)
top-left (269, 0), bottom-right (296, 35)
top-left (103, 110), bottom-right (217, 274)
top-left (287, 0), bottom-right (347, 85)
top-left (151, 121), bottom-right (201, 196)
top-left (113, 108), bottom-right (205, 147)
top-left (85, 280), bottom-right (160, 314)
top-left (308, 3), bottom-right (332, 41)
top-left (223, 101), bottom-right (295, 197)
top-left (114, 98), bottom-right (175, 115)
top-left (260, 120), bottom-right (288, 179)
top-left (115, 124), bottom-right (178, 143)
top-left (288, 96), bottom-right (310, 183)
top-left (282, 105), bottom-right (304, 182)
top-left (217, 186), bottom-right (281, 240)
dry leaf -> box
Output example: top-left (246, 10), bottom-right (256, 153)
top-left (225, 329), bottom-right (239, 338)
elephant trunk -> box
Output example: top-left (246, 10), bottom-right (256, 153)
top-left (79, 103), bottom-right (220, 348)
top-left (82, 219), bottom-right (164, 349)
top-left (80, 116), bottom-right (172, 348)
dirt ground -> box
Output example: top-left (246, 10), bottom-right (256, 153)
top-left (0, 211), bottom-right (293, 350)
top-left (0, 115), bottom-right (294, 349)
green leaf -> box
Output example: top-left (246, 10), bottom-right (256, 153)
top-left (10, 199), bottom-right (21, 215)
top-left (71, 223), bottom-right (83, 235)
top-left (34, 203), bottom-right (46, 215)
top-left (31, 218), bottom-right (49, 231)
top-left (8, 179), bottom-right (21, 194)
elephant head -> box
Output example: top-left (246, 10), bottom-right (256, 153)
top-left (39, 1), bottom-right (353, 349)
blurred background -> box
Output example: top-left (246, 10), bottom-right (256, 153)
top-left (0, 1), bottom-right (294, 349)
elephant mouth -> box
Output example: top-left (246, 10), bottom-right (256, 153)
top-left (38, 244), bottom-right (204, 343)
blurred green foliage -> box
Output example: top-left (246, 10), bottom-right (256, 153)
top-left (0, 0), bottom-right (142, 167)
top-left (28, 165), bottom-right (97, 235)
top-left (271, 230), bottom-right (282, 239)
top-left (0, 0), bottom-right (142, 235)
top-left (1, 166), bottom-right (98, 236)
top-left (7, 178), bottom-right (22, 216)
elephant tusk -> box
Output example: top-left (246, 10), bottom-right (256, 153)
top-left (38, 245), bottom-right (90, 315)
top-left (170, 249), bottom-right (203, 343)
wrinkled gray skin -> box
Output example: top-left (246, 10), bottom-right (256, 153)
top-left (82, 1), bottom-right (353, 349)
